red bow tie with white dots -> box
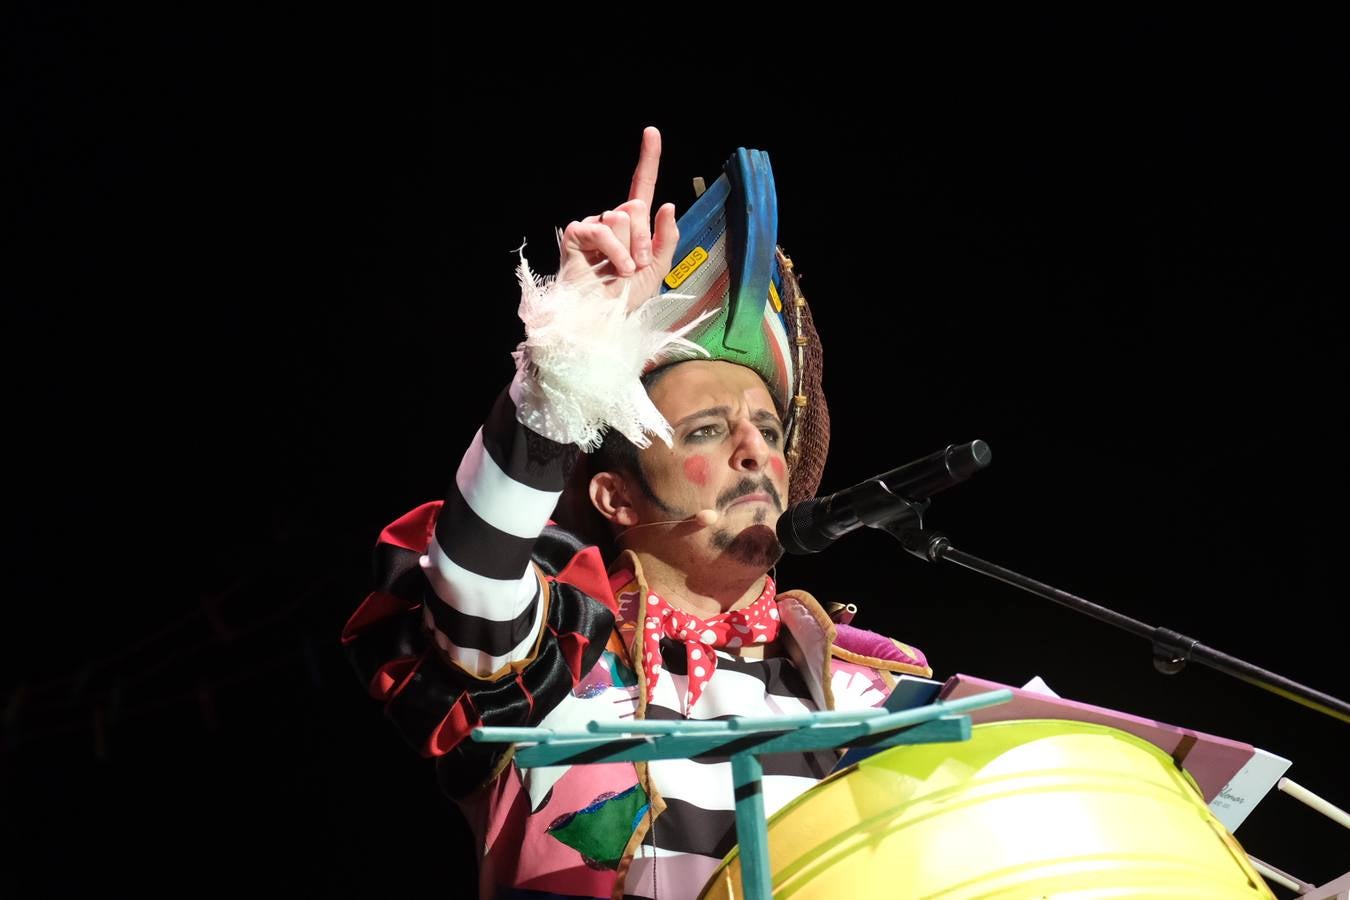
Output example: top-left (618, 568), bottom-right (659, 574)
top-left (641, 577), bottom-right (781, 711)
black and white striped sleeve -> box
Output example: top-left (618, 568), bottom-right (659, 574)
top-left (419, 372), bottom-right (582, 677)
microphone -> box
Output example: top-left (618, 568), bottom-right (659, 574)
top-left (777, 440), bottom-right (991, 554)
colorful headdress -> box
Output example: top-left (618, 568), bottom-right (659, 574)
top-left (649, 148), bottom-right (830, 506)
top-left (536, 147), bottom-right (831, 545)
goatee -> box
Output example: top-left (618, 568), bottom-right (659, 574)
top-left (710, 521), bottom-right (784, 569)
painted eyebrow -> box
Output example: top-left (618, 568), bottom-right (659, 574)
top-left (674, 407), bottom-right (783, 429)
top-left (751, 409), bottom-right (784, 429)
top-left (674, 406), bottom-right (731, 427)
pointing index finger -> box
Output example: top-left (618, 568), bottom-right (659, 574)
top-left (627, 126), bottom-right (661, 209)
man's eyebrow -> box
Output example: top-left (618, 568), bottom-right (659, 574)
top-left (673, 406), bottom-right (784, 429)
top-left (674, 406), bottom-right (731, 427)
top-left (752, 409), bottom-right (784, 428)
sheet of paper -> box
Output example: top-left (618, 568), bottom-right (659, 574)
top-left (1020, 675), bottom-right (1059, 697)
top-left (1208, 746), bottom-right (1292, 832)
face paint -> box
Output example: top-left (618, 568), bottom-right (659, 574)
top-left (769, 457), bottom-right (786, 480)
top-left (683, 455), bottom-right (711, 487)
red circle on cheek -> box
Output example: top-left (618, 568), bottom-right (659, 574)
top-left (769, 457), bottom-right (786, 480)
top-left (683, 455), bottom-right (711, 487)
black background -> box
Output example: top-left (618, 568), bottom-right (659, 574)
top-left (5, 8), bottom-right (1346, 896)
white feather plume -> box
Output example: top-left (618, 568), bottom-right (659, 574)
top-left (511, 248), bottom-right (713, 452)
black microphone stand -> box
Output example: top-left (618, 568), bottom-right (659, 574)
top-left (868, 496), bottom-right (1350, 725)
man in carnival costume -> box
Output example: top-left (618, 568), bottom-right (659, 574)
top-left (343, 127), bottom-right (932, 899)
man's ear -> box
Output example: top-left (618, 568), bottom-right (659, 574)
top-left (589, 470), bottom-right (640, 527)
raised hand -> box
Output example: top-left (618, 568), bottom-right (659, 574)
top-left (557, 126), bottom-right (681, 309)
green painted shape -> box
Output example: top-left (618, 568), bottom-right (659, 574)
top-left (546, 783), bottom-right (649, 868)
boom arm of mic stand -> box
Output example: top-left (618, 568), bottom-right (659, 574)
top-left (892, 528), bottom-right (1350, 726)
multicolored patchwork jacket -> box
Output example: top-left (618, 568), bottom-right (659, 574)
top-left (342, 376), bottom-right (931, 899)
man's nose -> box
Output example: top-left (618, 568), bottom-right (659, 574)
top-left (730, 420), bottom-right (771, 472)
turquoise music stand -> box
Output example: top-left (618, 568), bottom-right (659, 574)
top-left (472, 689), bottom-right (1012, 899)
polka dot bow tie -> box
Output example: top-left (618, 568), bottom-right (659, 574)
top-left (641, 576), bottom-right (780, 711)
